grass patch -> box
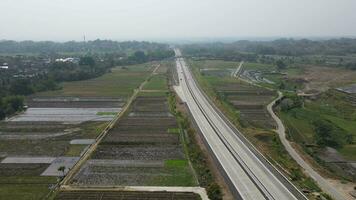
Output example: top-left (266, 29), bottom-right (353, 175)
top-left (167, 128), bottom-right (180, 134)
top-left (96, 112), bottom-right (117, 116)
top-left (244, 62), bottom-right (275, 71)
top-left (144, 74), bottom-right (168, 91)
top-left (165, 159), bottom-right (188, 168)
top-left (0, 176), bottom-right (57, 200)
top-left (338, 145), bottom-right (356, 160)
top-left (38, 64), bottom-right (152, 98)
top-left (65, 144), bottom-right (87, 156)
top-left (147, 159), bottom-right (196, 186)
top-left (138, 91), bottom-right (168, 97)
top-left (77, 122), bottom-right (109, 139)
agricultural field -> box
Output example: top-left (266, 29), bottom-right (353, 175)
top-left (143, 74), bottom-right (168, 91)
top-left (0, 63), bottom-right (147, 199)
top-left (189, 60), bottom-right (277, 129)
top-left (71, 95), bottom-right (197, 187)
top-left (38, 63), bottom-right (155, 98)
top-left (55, 190), bottom-right (201, 200)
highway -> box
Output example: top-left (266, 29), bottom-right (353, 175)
top-left (174, 49), bottom-right (306, 200)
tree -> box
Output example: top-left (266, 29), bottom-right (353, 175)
top-left (79, 56), bottom-right (95, 67)
top-left (313, 119), bottom-right (333, 147)
top-left (278, 82), bottom-right (286, 90)
top-left (276, 60), bottom-right (287, 70)
top-left (345, 133), bottom-right (354, 144)
top-left (58, 166), bottom-right (66, 176)
top-left (9, 80), bottom-right (33, 95)
top-left (130, 51), bottom-right (147, 63)
top-left (312, 119), bottom-right (345, 148)
top-left (207, 183), bottom-right (222, 200)
top-left (0, 99), bottom-right (6, 120)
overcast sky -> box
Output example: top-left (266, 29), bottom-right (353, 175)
top-left (1, 0), bottom-right (356, 41)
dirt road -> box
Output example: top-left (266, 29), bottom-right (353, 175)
top-left (267, 91), bottom-right (350, 200)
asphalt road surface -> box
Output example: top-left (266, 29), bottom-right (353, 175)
top-left (174, 49), bottom-right (306, 200)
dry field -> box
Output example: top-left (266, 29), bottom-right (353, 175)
top-left (294, 65), bottom-right (356, 92)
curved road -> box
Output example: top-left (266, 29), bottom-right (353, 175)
top-left (267, 91), bottom-right (348, 200)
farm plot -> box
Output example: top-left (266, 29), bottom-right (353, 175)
top-left (143, 74), bottom-right (168, 91)
top-left (0, 154), bottom-right (57, 200)
top-left (0, 97), bottom-right (118, 199)
top-left (72, 96), bottom-right (197, 187)
top-left (55, 190), bottom-right (201, 200)
top-left (38, 64), bottom-right (153, 98)
top-left (27, 97), bottom-right (124, 108)
top-left (217, 84), bottom-right (277, 129)
top-left (8, 108), bottom-right (119, 123)
top-left (190, 60), bottom-right (277, 129)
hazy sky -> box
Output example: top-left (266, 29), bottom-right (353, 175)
top-left (1, 0), bottom-right (356, 41)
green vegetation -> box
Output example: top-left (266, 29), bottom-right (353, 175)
top-left (278, 90), bottom-right (356, 158)
top-left (0, 96), bottom-right (24, 120)
top-left (0, 176), bottom-right (57, 200)
top-left (144, 74), bottom-right (167, 91)
top-left (167, 128), bottom-right (180, 134)
top-left (96, 112), bottom-right (117, 116)
top-left (183, 38), bottom-right (356, 58)
top-left (148, 159), bottom-right (196, 186)
top-left (65, 145), bottom-right (87, 156)
top-left (77, 122), bottom-right (109, 139)
top-left (38, 64), bottom-right (152, 98)
top-left (138, 91), bottom-right (168, 97)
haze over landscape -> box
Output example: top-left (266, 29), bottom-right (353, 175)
top-left (0, 1), bottom-right (356, 200)
top-left (1, 0), bottom-right (356, 41)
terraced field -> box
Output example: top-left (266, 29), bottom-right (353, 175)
top-left (72, 96), bottom-right (197, 187)
top-left (217, 84), bottom-right (277, 129)
top-left (190, 60), bottom-right (277, 129)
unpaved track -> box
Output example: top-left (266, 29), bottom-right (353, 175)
top-left (267, 91), bottom-right (349, 200)
top-left (232, 61), bottom-right (244, 77)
